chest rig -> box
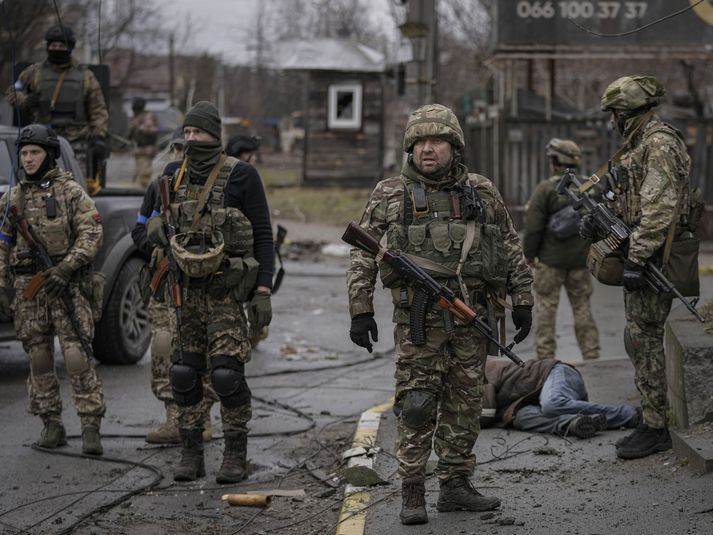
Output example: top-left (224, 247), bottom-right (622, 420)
top-left (38, 63), bottom-right (87, 130)
top-left (170, 156), bottom-right (254, 259)
top-left (380, 174), bottom-right (510, 292)
top-left (9, 171), bottom-right (74, 269)
top-left (614, 122), bottom-right (691, 229)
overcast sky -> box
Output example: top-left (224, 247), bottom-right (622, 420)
top-left (163, 0), bottom-right (398, 65)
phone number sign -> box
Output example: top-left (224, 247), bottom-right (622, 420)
top-left (494, 0), bottom-right (713, 47)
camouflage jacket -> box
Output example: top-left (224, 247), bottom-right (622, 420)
top-left (610, 114), bottom-right (690, 266)
top-left (347, 163), bottom-right (532, 318)
top-left (5, 60), bottom-right (109, 142)
top-left (129, 111), bottom-right (159, 148)
top-left (0, 168), bottom-right (103, 286)
top-left (523, 174), bottom-right (590, 270)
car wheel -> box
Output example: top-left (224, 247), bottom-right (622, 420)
top-left (94, 257), bottom-right (150, 364)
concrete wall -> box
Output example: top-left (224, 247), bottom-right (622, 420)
top-left (665, 307), bottom-right (713, 429)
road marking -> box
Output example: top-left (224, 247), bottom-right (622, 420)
top-left (335, 398), bottom-right (393, 535)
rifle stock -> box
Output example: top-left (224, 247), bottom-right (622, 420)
top-left (343, 222), bottom-right (525, 367)
top-left (22, 272), bottom-right (45, 300)
top-left (149, 256), bottom-right (169, 295)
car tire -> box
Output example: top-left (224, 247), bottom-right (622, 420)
top-left (93, 257), bottom-right (150, 364)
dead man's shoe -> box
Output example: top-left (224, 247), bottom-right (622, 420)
top-left (616, 425), bottom-right (671, 460)
top-left (174, 429), bottom-right (206, 481)
top-left (216, 431), bottom-right (248, 484)
top-left (436, 477), bottom-right (501, 512)
top-left (35, 420), bottom-right (67, 448)
top-left (400, 478), bottom-right (428, 525)
top-left (81, 425), bottom-right (104, 455)
top-left (567, 413), bottom-right (607, 439)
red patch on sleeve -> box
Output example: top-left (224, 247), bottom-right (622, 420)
top-left (92, 212), bottom-right (102, 223)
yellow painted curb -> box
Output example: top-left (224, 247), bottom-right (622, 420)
top-left (335, 398), bottom-right (394, 535)
top-left (700, 265), bottom-right (713, 275)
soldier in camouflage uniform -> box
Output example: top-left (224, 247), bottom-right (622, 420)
top-left (0, 125), bottom-right (105, 455)
top-left (146, 101), bottom-right (274, 483)
top-left (128, 97), bottom-right (159, 188)
top-left (131, 135), bottom-right (216, 444)
top-left (5, 25), bottom-right (109, 182)
top-left (582, 76), bottom-right (691, 459)
top-left (347, 104), bottom-right (533, 525)
top-left (523, 139), bottom-right (600, 360)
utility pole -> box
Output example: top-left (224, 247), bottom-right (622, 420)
top-left (399, 0), bottom-right (437, 106)
top-left (169, 33), bottom-right (175, 108)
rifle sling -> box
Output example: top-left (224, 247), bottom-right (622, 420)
top-left (191, 153), bottom-right (226, 231)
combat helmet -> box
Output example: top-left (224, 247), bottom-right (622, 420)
top-left (45, 25), bottom-right (76, 50)
top-left (545, 138), bottom-right (581, 166)
top-left (16, 124), bottom-right (60, 161)
top-left (226, 135), bottom-right (260, 158)
top-left (601, 76), bottom-right (665, 112)
top-left (403, 104), bottom-right (464, 152)
top-left (170, 231), bottom-right (225, 278)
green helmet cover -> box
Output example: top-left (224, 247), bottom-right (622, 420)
top-left (601, 75), bottom-right (665, 112)
top-left (403, 104), bottom-right (465, 152)
top-left (545, 138), bottom-right (581, 166)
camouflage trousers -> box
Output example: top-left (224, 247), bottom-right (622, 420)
top-left (624, 287), bottom-right (672, 429)
top-left (149, 297), bottom-right (217, 407)
top-left (14, 277), bottom-right (105, 426)
top-left (168, 286), bottom-right (252, 433)
top-left (133, 147), bottom-right (156, 189)
top-left (394, 321), bottom-right (486, 482)
top-left (533, 264), bottom-right (600, 360)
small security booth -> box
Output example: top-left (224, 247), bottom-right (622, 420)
top-left (274, 38), bottom-right (386, 185)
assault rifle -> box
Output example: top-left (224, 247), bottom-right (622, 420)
top-left (556, 170), bottom-right (704, 323)
top-left (342, 222), bottom-right (525, 367)
top-left (157, 176), bottom-right (185, 358)
top-left (10, 206), bottom-right (96, 360)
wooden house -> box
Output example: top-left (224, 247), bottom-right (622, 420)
top-left (274, 39), bottom-right (386, 185)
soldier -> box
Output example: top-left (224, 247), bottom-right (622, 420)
top-left (523, 138), bottom-right (600, 361)
top-left (347, 104), bottom-right (533, 525)
top-left (146, 101), bottom-right (274, 483)
top-left (0, 124), bottom-right (105, 455)
top-left (128, 97), bottom-right (159, 188)
top-left (226, 135), bottom-right (260, 165)
top-left (130, 128), bottom-right (215, 445)
top-left (581, 76), bottom-right (691, 459)
top-left (5, 25), bottom-right (109, 183)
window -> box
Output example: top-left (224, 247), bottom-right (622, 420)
top-left (0, 141), bottom-right (13, 186)
top-left (328, 83), bottom-right (362, 129)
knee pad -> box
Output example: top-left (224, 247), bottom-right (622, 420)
top-left (64, 346), bottom-right (89, 375)
top-left (210, 356), bottom-right (250, 409)
top-left (170, 351), bottom-right (205, 406)
top-left (29, 345), bottom-right (53, 375)
top-left (151, 329), bottom-right (172, 359)
top-left (400, 389), bottom-right (436, 429)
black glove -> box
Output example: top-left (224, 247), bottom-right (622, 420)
top-left (512, 305), bottom-right (533, 344)
top-left (43, 261), bottom-right (74, 299)
top-left (350, 313), bottom-right (378, 353)
top-left (578, 214), bottom-right (596, 241)
top-left (623, 260), bottom-right (646, 292)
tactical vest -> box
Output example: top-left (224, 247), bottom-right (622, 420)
top-left (170, 157), bottom-right (254, 260)
top-left (9, 170), bottom-right (75, 268)
top-left (37, 63), bottom-right (87, 130)
top-left (380, 173), bottom-right (509, 290)
top-left (617, 122), bottom-right (691, 230)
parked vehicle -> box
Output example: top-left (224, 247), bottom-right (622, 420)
top-left (0, 126), bottom-right (150, 364)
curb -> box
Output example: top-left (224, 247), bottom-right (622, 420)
top-left (335, 398), bottom-right (394, 535)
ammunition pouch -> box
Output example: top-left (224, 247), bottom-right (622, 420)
top-left (587, 239), bottom-right (624, 286)
top-left (665, 234), bottom-right (700, 297)
top-left (138, 263), bottom-right (152, 305)
top-left (231, 257), bottom-right (259, 303)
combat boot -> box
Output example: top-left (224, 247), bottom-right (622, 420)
top-left (216, 431), bottom-right (248, 484)
top-left (436, 476), bottom-right (501, 512)
top-left (81, 425), bottom-right (103, 456)
top-left (146, 403), bottom-right (180, 444)
top-left (174, 429), bottom-right (205, 481)
top-left (35, 418), bottom-right (67, 449)
top-left (616, 425), bottom-right (672, 460)
top-left (399, 478), bottom-right (427, 525)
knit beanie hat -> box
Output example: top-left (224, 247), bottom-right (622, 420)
top-left (183, 101), bottom-right (222, 140)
